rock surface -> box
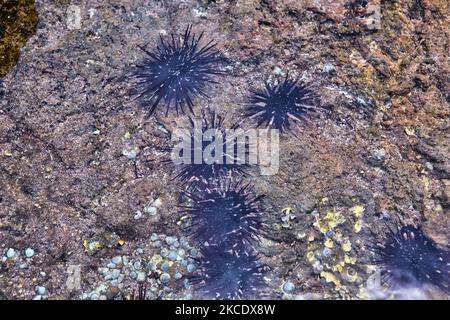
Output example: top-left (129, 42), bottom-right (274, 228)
top-left (0, 0), bottom-right (448, 299)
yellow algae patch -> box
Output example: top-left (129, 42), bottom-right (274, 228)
top-left (342, 239), bottom-right (352, 252)
top-left (306, 251), bottom-right (316, 263)
top-left (151, 254), bottom-right (163, 266)
top-left (351, 205), bottom-right (365, 218)
top-left (344, 255), bottom-right (357, 265)
top-left (320, 272), bottom-right (341, 288)
top-left (324, 238), bottom-right (334, 249)
top-left (313, 210), bottom-right (346, 235)
top-left (354, 220), bottom-right (363, 233)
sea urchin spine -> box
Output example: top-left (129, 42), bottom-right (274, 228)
top-left (245, 75), bottom-right (317, 132)
top-left (193, 246), bottom-right (267, 300)
top-left (181, 178), bottom-right (266, 251)
top-left (169, 110), bottom-right (250, 187)
top-left (180, 177), bottom-right (268, 299)
top-left (130, 25), bottom-right (226, 116)
top-left (370, 224), bottom-right (450, 294)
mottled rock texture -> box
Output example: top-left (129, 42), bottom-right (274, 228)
top-left (0, 0), bottom-right (448, 299)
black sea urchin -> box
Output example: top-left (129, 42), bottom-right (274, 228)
top-left (181, 178), bottom-right (266, 251)
top-left (193, 246), bottom-right (267, 300)
top-left (131, 25), bottom-right (225, 115)
top-left (170, 110), bottom-right (250, 186)
top-left (370, 224), bottom-right (450, 294)
top-left (245, 75), bottom-right (316, 132)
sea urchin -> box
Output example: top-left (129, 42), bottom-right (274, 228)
top-left (370, 224), bottom-right (450, 294)
top-left (130, 25), bottom-right (225, 115)
top-left (170, 110), bottom-right (250, 186)
top-left (181, 178), bottom-right (266, 251)
top-left (245, 75), bottom-right (316, 132)
top-left (193, 246), bottom-right (267, 300)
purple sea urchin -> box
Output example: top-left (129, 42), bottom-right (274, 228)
top-left (370, 224), bottom-right (450, 294)
top-left (181, 178), bottom-right (266, 251)
top-left (130, 25), bottom-right (225, 116)
top-left (245, 75), bottom-right (317, 132)
top-left (193, 246), bottom-right (267, 300)
top-left (170, 110), bottom-right (250, 186)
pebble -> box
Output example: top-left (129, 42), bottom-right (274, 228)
top-left (133, 261), bottom-right (142, 270)
top-left (19, 263), bottom-right (28, 269)
top-left (33, 295), bottom-right (42, 300)
top-left (130, 271), bottom-right (137, 280)
top-left (123, 149), bottom-right (137, 160)
top-left (6, 248), bottom-right (15, 259)
top-left (25, 248), bottom-right (35, 258)
top-left (136, 248), bottom-right (144, 254)
top-left (161, 248), bottom-right (169, 258)
top-left (168, 251), bottom-right (178, 261)
top-left (322, 248), bottom-right (332, 257)
top-left (322, 63), bottom-right (336, 73)
top-left (174, 272), bottom-right (183, 280)
top-left (283, 282), bottom-right (295, 293)
top-left (161, 261), bottom-right (170, 272)
top-left (36, 286), bottom-right (46, 295)
top-left (274, 67), bottom-right (283, 76)
top-left (112, 256), bottom-right (122, 265)
top-left (146, 261), bottom-right (156, 271)
top-left (165, 237), bottom-right (175, 245)
top-left (136, 271), bottom-right (146, 282)
top-left (153, 241), bottom-right (162, 248)
top-left (110, 280), bottom-right (119, 287)
top-left (90, 293), bottom-right (99, 300)
top-left (107, 262), bottom-right (116, 269)
top-left (187, 264), bottom-right (196, 273)
top-left (150, 233), bottom-right (159, 241)
top-left (180, 238), bottom-right (189, 248)
top-left (183, 279), bottom-right (191, 289)
top-left (373, 148), bottom-right (386, 160)
top-left (111, 269), bottom-right (121, 280)
top-left (153, 198), bottom-right (162, 207)
top-left (97, 268), bottom-right (109, 274)
top-left (145, 206), bottom-right (157, 216)
top-left (160, 273), bottom-right (171, 284)
top-left (133, 211), bottom-right (143, 220)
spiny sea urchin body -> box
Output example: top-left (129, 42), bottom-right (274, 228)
top-left (193, 246), bottom-right (267, 300)
top-left (245, 75), bottom-right (316, 132)
top-left (370, 224), bottom-right (450, 294)
top-left (170, 110), bottom-right (250, 186)
top-left (131, 25), bottom-right (225, 116)
top-left (181, 178), bottom-right (266, 251)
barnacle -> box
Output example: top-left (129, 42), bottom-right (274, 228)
top-left (130, 25), bottom-right (225, 115)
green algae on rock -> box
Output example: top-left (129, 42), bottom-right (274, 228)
top-left (0, 0), bottom-right (38, 77)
